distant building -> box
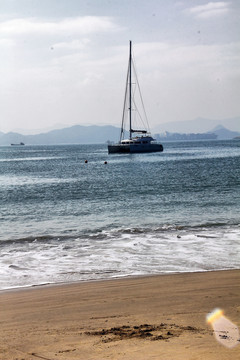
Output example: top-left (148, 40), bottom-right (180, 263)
top-left (155, 132), bottom-right (218, 141)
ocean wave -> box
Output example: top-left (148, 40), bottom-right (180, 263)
top-left (0, 223), bottom-right (239, 290)
top-left (0, 222), bottom-right (239, 246)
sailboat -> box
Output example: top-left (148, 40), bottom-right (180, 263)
top-left (108, 41), bottom-right (163, 154)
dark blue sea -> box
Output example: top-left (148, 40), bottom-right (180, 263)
top-left (0, 140), bottom-right (239, 290)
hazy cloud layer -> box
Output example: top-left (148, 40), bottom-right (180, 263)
top-left (0, 0), bottom-right (239, 133)
top-left (0, 16), bottom-right (119, 36)
top-left (187, 2), bottom-right (230, 19)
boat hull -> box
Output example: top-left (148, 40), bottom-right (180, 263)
top-left (108, 143), bottom-right (163, 154)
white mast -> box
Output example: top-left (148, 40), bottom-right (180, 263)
top-left (129, 40), bottom-right (132, 140)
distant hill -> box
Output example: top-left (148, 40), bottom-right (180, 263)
top-left (154, 124), bottom-right (240, 141)
top-left (209, 125), bottom-right (240, 140)
top-left (152, 117), bottom-right (240, 134)
top-left (1, 132), bottom-right (27, 145)
top-left (0, 125), bottom-right (120, 145)
top-left (0, 118), bottom-right (240, 145)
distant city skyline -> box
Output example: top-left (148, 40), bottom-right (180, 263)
top-left (0, 0), bottom-right (239, 133)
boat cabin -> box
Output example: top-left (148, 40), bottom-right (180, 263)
top-left (121, 136), bottom-right (155, 145)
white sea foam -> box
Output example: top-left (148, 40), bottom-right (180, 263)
top-left (0, 156), bottom-right (64, 162)
top-left (0, 175), bottom-right (75, 187)
top-left (0, 225), bottom-right (239, 290)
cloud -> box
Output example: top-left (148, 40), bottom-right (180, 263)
top-left (0, 16), bottom-right (119, 37)
top-left (187, 2), bottom-right (230, 19)
top-left (1, 37), bottom-right (239, 131)
top-left (52, 38), bottom-right (90, 50)
top-left (0, 38), bottom-right (15, 47)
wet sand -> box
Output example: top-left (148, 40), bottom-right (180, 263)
top-left (0, 270), bottom-right (239, 359)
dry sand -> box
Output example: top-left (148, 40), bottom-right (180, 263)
top-left (0, 270), bottom-right (239, 360)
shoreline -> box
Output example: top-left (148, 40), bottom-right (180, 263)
top-left (1, 267), bottom-right (239, 294)
top-left (1, 269), bottom-right (239, 359)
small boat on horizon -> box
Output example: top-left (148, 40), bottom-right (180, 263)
top-left (108, 41), bottom-right (163, 154)
top-left (11, 142), bottom-right (25, 146)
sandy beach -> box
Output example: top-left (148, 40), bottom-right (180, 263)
top-left (0, 270), bottom-right (239, 360)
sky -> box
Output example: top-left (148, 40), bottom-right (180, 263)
top-left (0, 0), bottom-right (239, 133)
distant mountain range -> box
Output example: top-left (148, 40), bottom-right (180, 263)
top-left (209, 125), bottom-right (240, 140)
top-left (152, 117), bottom-right (240, 133)
top-left (0, 125), bottom-right (120, 145)
top-left (0, 117), bottom-right (239, 145)
top-left (155, 125), bottom-right (240, 141)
